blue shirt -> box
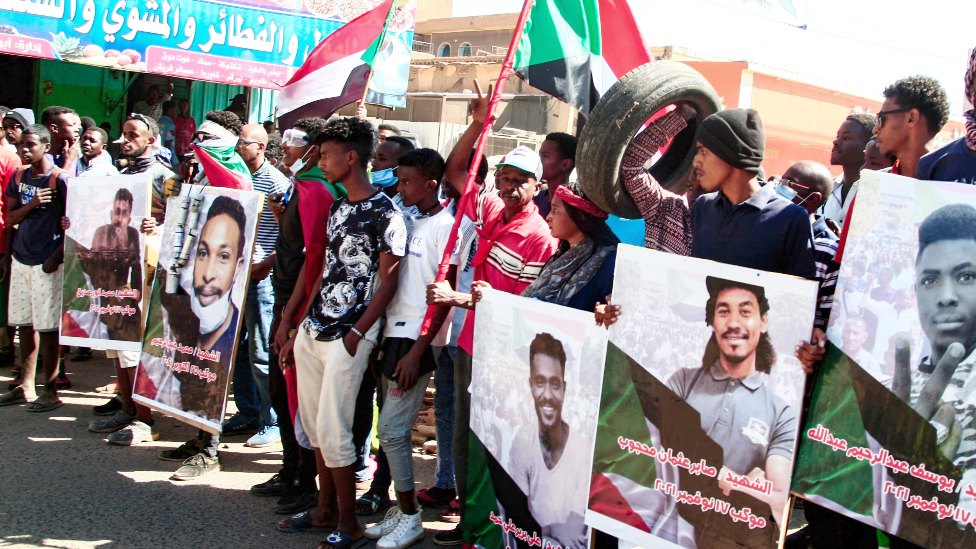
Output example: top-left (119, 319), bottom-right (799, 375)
top-left (566, 250), bottom-right (616, 312)
top-left (604, 215), bottom-right (646, 247)
top-left (690, 184), bottom-right (816, 279)
top-left (916, 138), bottom-right (976, 185)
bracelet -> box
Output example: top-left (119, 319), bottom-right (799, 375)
top-left (350, 326), bottom-right (365, 340)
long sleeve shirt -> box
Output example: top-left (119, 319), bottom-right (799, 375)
top-left (620, 111), bottom-right (693, 256)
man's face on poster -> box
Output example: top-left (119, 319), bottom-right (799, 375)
top-left (915, 239), bottom-right (976, 355)
top-left (842, 318), bottom-right (869, 354)
top-left (111, 199), bottom-right (131, 230)
top-left (530, 353), bottom-right (565, 430)
top-left (712, 287), bottom-right (768, 366)
top-left (193, 213), bottom-right (244, 307)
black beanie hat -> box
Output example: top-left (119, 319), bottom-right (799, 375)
top-left (695, 108), bottom-right (765, 174)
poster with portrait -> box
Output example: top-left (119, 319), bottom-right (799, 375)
top-left (60, 174), bottom-right (151, 352)
top-left (465, 290), bottom-right (608, 549)
top-left (793, 171), bottom-right (976, 548)
top-left (132, 185), bottom-right (263, 434)
top-left (585, 245), bottom-right (817, 549)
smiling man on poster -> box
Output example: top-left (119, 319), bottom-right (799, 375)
top-left (666, 277), bottom-right (796, 529)
top-left (509, 333), bottom-right (589, 549)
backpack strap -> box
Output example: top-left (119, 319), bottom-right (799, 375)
top-left (13, 165), bottom-right (30, 187)
top-left (47, 167), bottom-right (66, 190)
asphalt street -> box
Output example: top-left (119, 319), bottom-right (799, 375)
top-left (0, 351), bottom-right (454, 549)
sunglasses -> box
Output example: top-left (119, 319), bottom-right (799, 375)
top-left (237, 138), bottom-right (262, 148)
top-left (876, 106), bottom-right (913, 129)
top-left (127, 113), bottom-right (155, 131)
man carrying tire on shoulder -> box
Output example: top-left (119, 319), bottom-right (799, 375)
top-left (605, 107), bottom-right (826, 371)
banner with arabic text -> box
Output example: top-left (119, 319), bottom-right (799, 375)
top-left (0, 0), bottom-right (416, 104)
top-left (585, 245), bottom-right (817, 549)
top-left (60, 173), bottom-right (150, 352)
top-left (132, 184), bottom-right (263, 434)
top-left (465, 290), bottom-right (608, 549)
top-left (792, 171), bottom-right (976, 548)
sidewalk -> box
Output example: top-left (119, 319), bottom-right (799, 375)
top-left (0, 351), bottom-right (455, 549)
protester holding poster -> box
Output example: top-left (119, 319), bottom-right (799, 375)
top-left (133, 186), bottom-right (262, 467)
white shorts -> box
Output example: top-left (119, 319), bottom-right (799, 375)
top-left (105, 349), bottom-right (141, 368)
top-left (294, 325), bottom-right (378, 468)
top-left (9, 258), bottom-right (63, 332)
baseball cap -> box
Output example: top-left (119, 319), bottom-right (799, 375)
top-left (3, 108), bottom-right (34, 128)
top-left (497, 145), bottom-right (543, 181)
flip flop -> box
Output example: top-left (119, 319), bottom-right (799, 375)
top-left (26, 399), bottom-right (63, 413)
top-left (277, 511), bottom-right (335, 533)
top-left (355, 492), bottom-right (391, 516)
top-left (0, 397), bottom-right (26, 406)
top-left (95, 382), bottom-right (119, 394)
top-left (318, 531), bottom-right (368, 549)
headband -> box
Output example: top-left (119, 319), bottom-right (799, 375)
top-left (554, 185), bottom-right (608, 219)
top-left (197, 120), bottom-right (237, 141)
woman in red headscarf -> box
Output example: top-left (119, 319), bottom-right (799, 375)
top-left (471, 182), bottom-right (619, 312)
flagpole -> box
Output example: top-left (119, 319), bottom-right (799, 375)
top-left (418, 0), bottom-right (535, 336)
top-left (359, 69), bottom-right (374, 110)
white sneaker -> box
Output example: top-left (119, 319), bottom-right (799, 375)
top-left (377, 509), bottom-right (424, 549)
top-left (366, 507), bottom-right (402, 540)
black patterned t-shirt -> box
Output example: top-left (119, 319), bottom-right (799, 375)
top-left (302, 191), bottom-right (406, 341)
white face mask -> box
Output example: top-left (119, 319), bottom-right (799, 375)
top-left (290, 147), bottom-right (313, 174)
top-left (190, 289), bottom-right (232, 334)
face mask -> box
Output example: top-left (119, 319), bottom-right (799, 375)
top-left (774, 182), bottom-right (810, 207)
top-left (189, 290), bottom-right (232, 334)
top-left (370, 167), bottom-right (398, 189)
top-left (290, 148), bottom-right (313, 174)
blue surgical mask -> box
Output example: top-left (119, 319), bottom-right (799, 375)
top-left (774, 183), bottom-right (798, 201)
top-left (371, 167), bottom-right (398, 189)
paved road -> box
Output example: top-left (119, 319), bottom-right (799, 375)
top-left (0, 351), bottom-right (455, 549)
top-left (0, 351), bottom-right (809, 549)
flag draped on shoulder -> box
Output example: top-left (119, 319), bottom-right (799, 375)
top-left (192, 139), bottom-right (252, 191)
top-left (513, 0), bottom-right (651, 115)
top-left (275, 0), bottom-right (396, 129)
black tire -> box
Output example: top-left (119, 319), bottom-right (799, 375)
top-left (577, 61), bottom-right (723, 219)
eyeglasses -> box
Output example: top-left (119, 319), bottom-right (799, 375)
top-left (2, 121), bottom-right (23, 130)
top-left (774, 178), bottom-right (812, 205)
top-left (876, 106), bottom-right (914, 129)
top-left (237, 139), bottom-right (262, 148)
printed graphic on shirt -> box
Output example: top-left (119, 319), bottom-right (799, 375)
top-left (303, 192), bottom-right (406, 341)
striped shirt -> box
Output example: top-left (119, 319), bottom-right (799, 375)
top-left (621, 111), bottom-right (693, 256)
top-left (812, 216), bottom-right (839, 330)
top-left (456, 190), bottom-right (558, 354)
top-left (251, 160), bottom-right (291, 262)
top-left (910, 350), bottom-right (976, 472)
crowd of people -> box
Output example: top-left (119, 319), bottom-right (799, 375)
top-left (0, 48), bottom-right (974, 549)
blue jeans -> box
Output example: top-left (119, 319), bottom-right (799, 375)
top-left (433, 346), bottom-right (456, 489)
top-left (232, 333), bottom-right (260, 421)
top-left (242, 277), bottom-right (276, 428)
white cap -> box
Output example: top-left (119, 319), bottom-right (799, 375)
top-left (497, 145), bottom-right (543, 181)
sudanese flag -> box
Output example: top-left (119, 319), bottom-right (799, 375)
top-left (513, 0), bottom-right (651, 115)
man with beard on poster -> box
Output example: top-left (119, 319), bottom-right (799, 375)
top-left (73, 187), bottom-right (142, 342)
top-left (509, 333), bottom-right (589, 549)
top-left (666, 277), bottom-right (796, 539)
top-left (158, 194), bottom-right (246, 423)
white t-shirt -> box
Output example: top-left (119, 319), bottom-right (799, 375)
top-left (384, 206), bottom-right (456, 341)
top-left (509, 424), bottom-right (589, 549)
